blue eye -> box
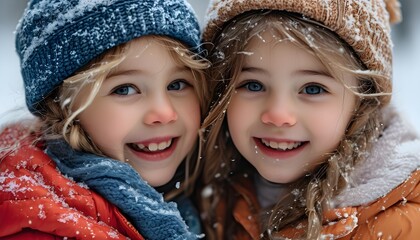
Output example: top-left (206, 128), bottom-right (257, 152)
top-left (112, 85), bottom-right (138, 95)
top-left (302, 85), bottom-right (325, 95)
top-left (168, 80), bottom-right (190, 91)
top-left (242, 81), bottom-right (264, 92)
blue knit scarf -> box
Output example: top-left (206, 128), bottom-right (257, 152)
top-left (45, 139), bottom-right (198, 240)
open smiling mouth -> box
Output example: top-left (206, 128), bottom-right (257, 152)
top-left (258, 138), bottom-right (307, 152)
top-left (129, 138), bottom-right (176, 153)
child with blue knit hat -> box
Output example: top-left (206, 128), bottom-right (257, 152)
top-left (199, 0), bottom-right (420, 239)
top-left (0, 0), bottom-right (208, 239)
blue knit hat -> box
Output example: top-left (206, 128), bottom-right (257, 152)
top-left (15, 0), bottom-right (201, 115)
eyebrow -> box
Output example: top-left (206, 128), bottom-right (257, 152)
top-left (241, 66), bottom-right (269, 75)
top-left (108, 65), bottom-right (191, 78)
top-left (242, 66), bottom-right (333, 79)
top-left (294, 69), bottom-right (333, 78)
top-left (107, 69), bottom-right (140, 78)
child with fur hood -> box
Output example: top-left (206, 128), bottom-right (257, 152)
top-left (199, 0), bottom-right (420, 239)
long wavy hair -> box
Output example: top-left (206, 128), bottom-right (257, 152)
top-left (200, 11), bottom-right (391, 239)
top-left (32, 35), bottom-right (209, 200)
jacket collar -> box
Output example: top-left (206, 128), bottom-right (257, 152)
top-left (229, 175), bottom-right (360, 239)
top-left (333, 105), bottom-right (420, 208)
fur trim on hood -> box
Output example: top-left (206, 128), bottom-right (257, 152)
top-left (333, 105), bottom-right (420, 207)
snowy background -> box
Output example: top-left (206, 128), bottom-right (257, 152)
top-left (1, 0), bottom-right (419, 133)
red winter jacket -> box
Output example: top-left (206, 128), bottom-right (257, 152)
top-left (0, 125), bottom-right (144, 239)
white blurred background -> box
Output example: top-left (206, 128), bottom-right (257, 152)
top-left (1, 0), bottom-right (419, 133)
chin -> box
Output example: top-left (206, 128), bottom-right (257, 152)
top-left (143, 171), bottom-right (175, 188)
top-left (146, 178), bottom-right (169, 188)
top-left (260, 170), bottom-right (299, 184)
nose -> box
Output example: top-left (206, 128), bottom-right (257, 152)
top-left (261, 94), bottom-right (297, 127)
top-left (144, 95), bottom-right (178, 125)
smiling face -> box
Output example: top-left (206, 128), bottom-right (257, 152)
top-left (75, 37), bottom-right (201, 187)
top-left (227, 32), bottom-right (357, 183)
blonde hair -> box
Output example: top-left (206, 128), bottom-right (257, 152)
top-left (201, 11), bottom-right (391, 239)
top-left (37, 35), bottom-right (209, 200)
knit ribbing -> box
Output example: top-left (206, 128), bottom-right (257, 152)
top-left (203, 0), bottom-right (396, 83)
top-left (15, 0), bottom-right (201, 115)
top-left (46, 139), bottom-right (199, 240)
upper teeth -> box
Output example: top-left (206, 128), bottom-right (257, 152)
top-left (137, 139), bottom-right (172, 152)
top-left (261, 139), bottom-right (301, 150)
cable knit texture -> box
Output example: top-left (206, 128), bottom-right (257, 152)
top-left (203, 0), bottom-right (402, 83)
top-left (45, 139), bottom-right (198, 240)
top-left (15, 0), bottom-right (201, 115)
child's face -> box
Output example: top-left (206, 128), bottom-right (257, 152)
top-left (75, 37), bottom-right (200, 187)
top-left (227, 33), bottom-right (357, 184)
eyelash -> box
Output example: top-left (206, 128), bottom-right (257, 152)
top-left (237, 80), bottom-right (265, 92)
top-left (167, 79), bottom-right (192, 91)
top-left (300, 83), bottom-right (328, 95)
top-left (111, 84), bottom-right (139, 96)
top-left (110, 79), bottom-right (193, 96)
top-left (236, 80), bottom-right (329, 96)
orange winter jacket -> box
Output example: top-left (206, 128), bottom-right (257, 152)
top-left (205, 107), bottom-right (420, 239)
top-left (215, 170), bottom-right (420, 240)
top-left (0, 126), bottom-right (144, 240)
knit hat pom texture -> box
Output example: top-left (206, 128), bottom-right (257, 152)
top-left (203, 0), bottom-right (402, 85)
top-left (16, 0), bottom-right (201, 115)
